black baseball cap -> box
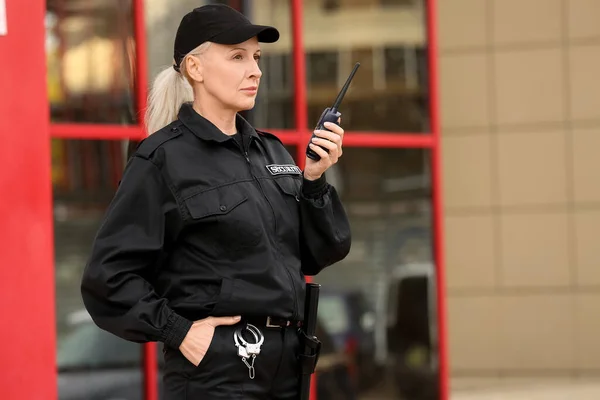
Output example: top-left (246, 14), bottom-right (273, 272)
top-left (173, 4), bottom-right (280, 72)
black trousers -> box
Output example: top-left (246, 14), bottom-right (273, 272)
top-left (163, 322), bottom-right (301, 399)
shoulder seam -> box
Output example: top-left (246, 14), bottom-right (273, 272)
top-left (132, 150), bottom-right (187, 223)
top-left (135, 121), bottom-right (184, 159)
top-left (256, 129), bottom-right (283, 144)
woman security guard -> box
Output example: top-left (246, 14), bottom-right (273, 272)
top-left (80, 4), bottom-right (351, 400)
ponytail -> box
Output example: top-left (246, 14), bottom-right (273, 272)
top-left (144, 42), bottom-right (212, 136)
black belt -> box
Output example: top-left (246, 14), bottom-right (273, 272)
top-left (244, 316), bottom-right (302, 329)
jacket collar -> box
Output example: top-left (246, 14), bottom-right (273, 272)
top-left (178, 102), bottom-right (259, 143)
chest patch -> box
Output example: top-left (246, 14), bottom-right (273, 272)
top-left (265, 164), bottom-right (302, 176)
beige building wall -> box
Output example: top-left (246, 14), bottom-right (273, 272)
top-left (439, 0), bottom-right (600, 382)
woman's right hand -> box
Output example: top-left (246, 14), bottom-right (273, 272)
top-left (179, 315), bottom-right (241, 366)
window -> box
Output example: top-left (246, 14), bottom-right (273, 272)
top-left (53, 137), bottom-right (142, 398)
top-left (315, 147), bottom-right (437, 398)
top-left (303, 0), bottom-right (429, 132)
top-left (46, 0), bottom-right (137, 124)
top-left (307, 51), bottom-right (338, 86)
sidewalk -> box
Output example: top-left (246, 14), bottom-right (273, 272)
top-left (451, 378), bottom-right (600, 400)
top-left (358, 376), bottom-right (600, 399)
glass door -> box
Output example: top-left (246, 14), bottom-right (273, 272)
top-left (47, 0), bottom-right (155, 399)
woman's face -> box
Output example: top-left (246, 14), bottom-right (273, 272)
top-left (194, 37), bottom-right (263, 112)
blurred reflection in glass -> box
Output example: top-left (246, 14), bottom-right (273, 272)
top-left (53, 139), bottom-right (150, 399)
top-left (303, 0), bottom-right (429, 133)
top-left (46, 0), bottom-right (136, 124)
top-left (316, 147), bottom-right (439, 400)
top-left (244, 1), bottom-right (295, 129)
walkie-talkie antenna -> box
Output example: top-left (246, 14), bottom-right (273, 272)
top-left (331, 62), bottom-right (360, 112)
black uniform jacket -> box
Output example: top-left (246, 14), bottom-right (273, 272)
top-left (80, 103), bottom-right (351, 350)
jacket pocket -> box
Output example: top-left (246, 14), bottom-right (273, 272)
top-left (185, 186), bottom-right (249, 219)
top-left (210, 277), bottom-right (294, 318)
top-left (273, 175), bottom-right (301, 201)
top-left (184, 185), bottom-right (262, 254)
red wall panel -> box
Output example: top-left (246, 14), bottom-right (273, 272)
top-left (0, 1), bottom-right (56, 399)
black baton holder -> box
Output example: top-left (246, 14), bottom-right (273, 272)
top-left (299, 330), bottom-right (322, 374)
top-left (298, 283), bottom-right (322, 400)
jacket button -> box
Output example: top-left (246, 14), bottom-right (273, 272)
top-left (171, 127), bottom-right (178, 132)
top-left (220, 205), bottom-right (227, 212)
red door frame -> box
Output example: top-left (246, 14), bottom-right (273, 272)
top-left (0, 0), bottom-right (55, 399)
top-left (43, 0), bottom-right (447, 399)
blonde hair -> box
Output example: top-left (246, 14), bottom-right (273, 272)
top-left (144, 42), bottom-right (212, 135)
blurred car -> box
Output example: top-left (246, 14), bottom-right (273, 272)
top-left (57, 310), bottom-right (354, 400)
top-left (57, 315), bottom-right (165, 400)
top-left (313, 319), bottom-right (357, 400)
top-left (385, 263), bottom-right (439, 400)
top-left (317, 288), bottom-right (383, 392)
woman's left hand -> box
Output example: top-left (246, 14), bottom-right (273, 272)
top-left (304, 120), bottom-right (344, 181)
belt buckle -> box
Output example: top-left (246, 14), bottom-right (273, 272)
top-left (266, 316), bottom-right (281, 328)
